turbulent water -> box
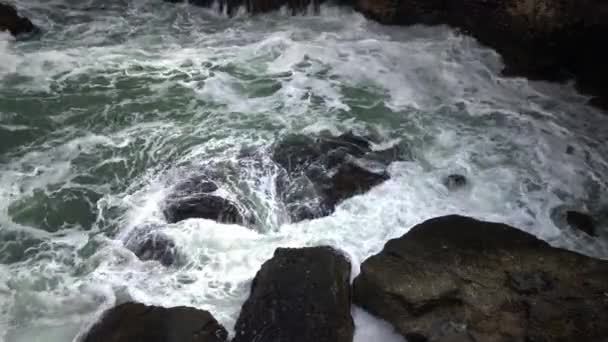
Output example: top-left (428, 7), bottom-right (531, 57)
top-left (1, 0), bottom-right (608, 341)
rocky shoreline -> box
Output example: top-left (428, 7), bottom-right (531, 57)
top-left (162, 0), bottom-right (608, 110)
top-left (80, 133), bottom-right (607, 342)
top-left (82, 215), bottom-right (608, 342)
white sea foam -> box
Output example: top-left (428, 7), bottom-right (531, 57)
top-left (1, 1), bottom-right (608, 342)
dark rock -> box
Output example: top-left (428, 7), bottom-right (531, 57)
top-left (353, 215), bottom-right (608, 342)
top-left (507, 271), bottom-right (553, 295)
top-left (566, 145), bottom-right (575, 155)
top-left (566, 210), bottom-right (597, 237)
top-left (233, 246), bottom-right (354, 342)
top-left (81, 302), bottom-right (227, 342)
top-left (272, 133), bottom-right (399, 223)
top-left (163, 177), bottom-right (244, 225)
top-left (129, 233), bottom-right (178, 266)
top-left (0, 2), bottom-right (36, 36)
top-left (172, 177), bottom-right (219, 195)
top-left (351, 0), bottom-right (608, 110)
top-left (324, 161), bottom-right (389, 208)
top-left (164, 194), bottom-right (244, 225)
top-left (272, 134), bottom-right (325, 174)
top-left (444, 174), bottom-right (467, 190)
top-left (164, 0), bottom-right (324, 15)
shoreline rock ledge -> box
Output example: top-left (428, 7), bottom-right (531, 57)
top-left (233, 246), bottom-right (354, 342)
top-left (353, 215), bottom-right (608, 342)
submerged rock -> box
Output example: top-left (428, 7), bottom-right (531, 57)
top-left (443, 174), bottom-right (467, 190)
top-left (233, 246), bottom-right (354, 342)
top-left (566, 210), bottom-right (597, 237)
top-left (324, 161), bottom-right (389, 208)
top-left (81, 302), bottom-right (227, 342)
top-left (164, 194), bottom-right (244, 224)
top-left (351, 0), bottom-right (608, 108)
top-left (551, 206), bottom-right (599, 238)
top-left (272, 132), bottom-right (403, 222)
top-left (0, 2), bottom-right (36, 36)
top-left (163, 177), bottom-right (245, 225)
top-left (353, 215), bottom-right (608, 342)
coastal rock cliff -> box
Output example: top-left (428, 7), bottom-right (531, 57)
top-left (351, 0), bottom-right (608, 108)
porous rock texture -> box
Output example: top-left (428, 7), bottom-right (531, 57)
top-left (353, 215), bottom-right (608, 342)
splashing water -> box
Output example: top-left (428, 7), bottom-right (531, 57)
top-left (1, 1), bottom-right (608, 341)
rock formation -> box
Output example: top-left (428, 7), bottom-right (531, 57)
top-left (125, 225), bottom-right (179, 266)
top-left (351, 0), bottom-right (608, 108)
top-left (353, 215), bottom-right (608, 341)
top-left (272, 133), bottom-right (406, 222)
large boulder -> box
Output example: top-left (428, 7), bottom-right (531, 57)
top-left (353, 215), bottom-right (608, 342)
top-left (0, 2), bottom-right (36, 36)
top-left (272, 133), bottom-right (406, 222)
top-left (233, 246), bottom-right (354, 342)
top-left (81, 302), bottom-right (227, 342)
top-left (351, 0), bottom-right (608, 108)
top-left (165, 0), bottom-right (324, 15)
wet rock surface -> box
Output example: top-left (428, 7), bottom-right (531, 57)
top-left (443, 174), bottom-right (467, 190)
top-left (353, 215), bottom-right (608, 342)
top-left (160, 133), bottom-right (404, 226)
top-left (0, 2), bottom-right (36, 36)
top-left (163, 177), bottom-right (245, 225)
top-left (566, 210), bottom-right (597, 237)
top-left (165, 0), bottom-right (324, 16)
top-left (125, 226), bottom-right (179, 266)
top-left (351, 0), bottom-right (608, 109)
top-left (272, 133), bottom-right (404, 222)
top-left (233, 246), bottom-right (354, 342)
top-left (81, 302), bottom-right (227, 342)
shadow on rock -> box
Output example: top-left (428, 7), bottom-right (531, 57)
top-left (124, 225), bottom-right (180, 266)
top-left (551, 205), bottom-right (599, 238)
top-left (164, 0), bottom-right (325, 16)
